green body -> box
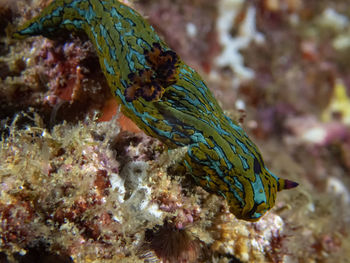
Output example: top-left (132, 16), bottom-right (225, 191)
top-left (14, 0), bottom-right (297, 221)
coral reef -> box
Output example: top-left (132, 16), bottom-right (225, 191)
top-left (1, 0), bottom-right (350, 262)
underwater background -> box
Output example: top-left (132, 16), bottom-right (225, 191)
top-left (0, 0), bottom-right (350, 262)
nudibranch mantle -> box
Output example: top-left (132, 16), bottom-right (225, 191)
top-left (14, 0), bottom-right (298, 221)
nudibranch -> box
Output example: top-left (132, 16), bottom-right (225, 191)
top-left (14, 0), bottom-right (298, 221)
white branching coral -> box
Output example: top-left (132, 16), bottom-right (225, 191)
top-left (215, 0), bottom-right (265, 85)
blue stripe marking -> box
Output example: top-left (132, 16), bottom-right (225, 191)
top-left (136, 37), bottom-right (151, 49)
top-left (19, 22), bottom-right (42, 35)
top-left (90, 26), bottom-right (103, 52)
top-left (50, 6), bottom-right (63, 17)
top-left (85, 5), bottom-right (96, 22)
top-left (252, 174), bottom-right (267, 205)
top-left (210, 139), bottom-right (233, 170)
top-left (120, 3), bottom-right (137, 16)
top-left (233, 176), bottom-right (244, 192)
top-left (149, 26), bottom-right (160, 41)
top-left (98, 24), bottom-right (118, 61)
top-left (110, 7), bottom-right (122, 19)
top-left (104, 58), bottom-right (115, 75)
top-left (225, 116), bottom-right (244, 133)
top-left (62, 19), bottom-right (84, 29)
top-left (230, 144), bottom-right (237, 154)
top-left (172, 85), bottom-right (200, 106)
top-left (239, 155), bottom-right (249, 170)
top-left (236, 138), bottom-right (254, 157)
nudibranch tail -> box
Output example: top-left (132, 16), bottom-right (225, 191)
top-left (13, 0), bottom-right (67, 39)
top-left (14, 0), bottom-right (298, 221)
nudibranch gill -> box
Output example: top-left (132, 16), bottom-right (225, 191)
top-left (14, 0), bottom-right (298, 221)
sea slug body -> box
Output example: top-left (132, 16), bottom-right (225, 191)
top-left (14, 0), bottom-right (298, 221)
